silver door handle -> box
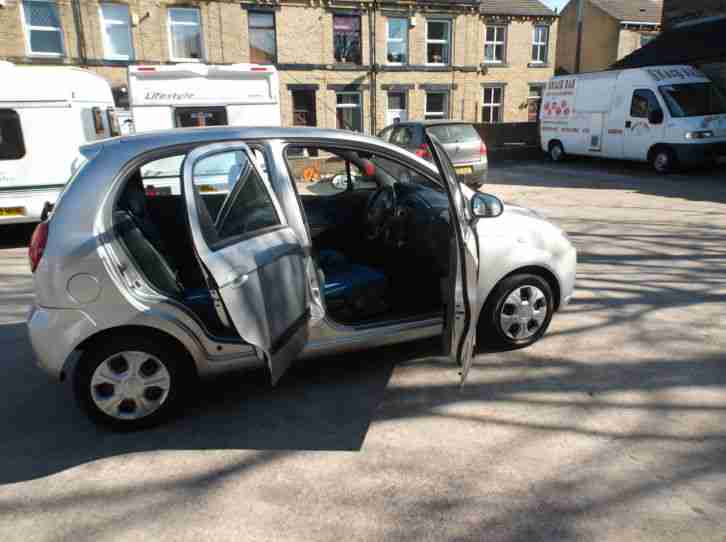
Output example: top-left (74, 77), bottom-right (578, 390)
top-left (230, 274), bottom-right (249, 288)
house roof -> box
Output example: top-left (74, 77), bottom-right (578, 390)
top-left (479, 0), bottom-right (555, 17)
top-left (589, 0), bottom-right (662, 24)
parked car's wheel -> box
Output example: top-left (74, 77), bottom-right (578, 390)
top-left (548, 141), bottom-right (565, 162)
top-left (73, 333), bottom-right (192, 431)
top-left (477, 273), bottom-right (554, 350)
top-left (651, 147), bottom-right (677, 174)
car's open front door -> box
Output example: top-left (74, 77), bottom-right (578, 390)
top-left (183, 142), bottom-right (310, 385)
top-left (427, 135), bottom-right (482, 384)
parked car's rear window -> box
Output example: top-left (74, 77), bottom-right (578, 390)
top-left (0, 109), bottom-right (26, 160)
top-left (425, 124), bottom-right (480, 144)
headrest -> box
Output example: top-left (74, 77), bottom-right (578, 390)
top-left (119, 173), bottom-right (147, 218)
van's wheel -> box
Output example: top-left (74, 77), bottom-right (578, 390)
top-left (651, 147), bottom-right (677, 174)
top-left (476, 273), bottom-right (554, 351)
top-left (548, 141), bottom-right (565, 162)
top-left (73, 333), bottom-right (193, 431)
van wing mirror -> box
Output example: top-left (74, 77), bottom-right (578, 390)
top-left (648, 109), bottom-right (664, 125)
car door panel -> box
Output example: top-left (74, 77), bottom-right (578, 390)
top-left (183, 142), bottom-right (311, 385)
top-left (426, 135), bottom-right (481, 383)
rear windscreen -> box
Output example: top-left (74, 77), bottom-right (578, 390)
top-left (0, 109), bottom-right (26, 160)
top-left (425, 124), bottom-right (480, 143)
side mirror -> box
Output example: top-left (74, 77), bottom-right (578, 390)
top-left (471, 193), bottom-right (503, 219)
top-left (648, 109), bottom-right (664, 125)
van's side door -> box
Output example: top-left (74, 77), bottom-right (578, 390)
top-left (426, 135), bottom-right (482, 383)
top-left (182, 142), bottom-right (310, 385)
top-left (623, 88), bottom-right (666, 161)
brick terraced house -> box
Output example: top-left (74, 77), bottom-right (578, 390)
top-left (0, 0), bottom-right (559, 132)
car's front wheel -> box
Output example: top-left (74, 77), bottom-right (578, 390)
top-left (477, 273), bottom-right (554, 350)
top-left (73, 333), bottom-right (192, 431)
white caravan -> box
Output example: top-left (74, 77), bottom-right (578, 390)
top-left (540, 65), bottom-right (726, 173)
top-left (128, 63), bottom-right (281, 133)
top-left (0, 63), bottom-right (117, 224)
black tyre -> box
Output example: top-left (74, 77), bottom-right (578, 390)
top-left (651, 147), bottom-right (678, 174)
top-left (73, 333), bottom-right (193, 431)
top-left (477, 273), bottom-right (554, 351)
top-left (548, 141), bottom-right (565, 162)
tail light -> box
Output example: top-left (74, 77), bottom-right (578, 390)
top-left (415, 144), bottom-right (431, 159)
top-left (480, 142), bottom-right (488, 157)
top-left (29, 221), bottom-right (49, 273)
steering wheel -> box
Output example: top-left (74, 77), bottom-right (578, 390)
top-left (365, 185), bottom-right (396, 241)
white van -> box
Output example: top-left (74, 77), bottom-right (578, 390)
top-left (540, 65), bottom-right (726, 173)
top-left (128, 63), bottom-right (281, 133)
top-left (0, 63), bottom-right (117, 224)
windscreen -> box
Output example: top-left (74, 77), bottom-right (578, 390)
top-left (659, 83), bottom-right (726, 118)
top-left (0, 109), bottom-right (26, 160)
top-left (425, 124), bottom-right (480, 143)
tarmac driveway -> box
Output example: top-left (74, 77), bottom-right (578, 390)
top-left (0, 158), bottom-right (725, 541)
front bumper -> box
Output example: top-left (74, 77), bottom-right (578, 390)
top-left (672, 142), bottom-right (726, 166)
top-left (27, 304), bottom-right (97, 380)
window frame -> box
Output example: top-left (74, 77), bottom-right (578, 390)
top-left (167, 7), bottom-right (204, 62)
top-left (484, 24), bottom-right (507, 64)
top-left (531, 24), bottom-right (549, 64)
top-left (386, 17), bottom-right (409, 65)
top-left (248, 9), bottom-right (277, 65)
top-left (21, 0), bottom-right (65, 57)
top-left (482, 86), bottom-right (504, 123)
top-left (425, 91), bottom-right (449, 120)
top-left (335, 91), bottom-right (363, 132)
top-left (99, 3), bottom-right (134, 61)
top-left (333, 13), bottom-right (362, 65)
top-left (425, 19), bottom-right (452, 66)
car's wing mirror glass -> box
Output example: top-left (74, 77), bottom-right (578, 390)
top-left (648, 109), bottom-right (664, 125)
top-left (471, 192), bottom-right (503, 218)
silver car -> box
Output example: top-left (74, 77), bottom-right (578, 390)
top-left (379, 121), bottom-right (488, 188)
top-left (27, 127), bottom-right (576, 430)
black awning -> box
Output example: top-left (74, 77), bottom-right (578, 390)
top-left (612, 17), bottom-right (726, 70)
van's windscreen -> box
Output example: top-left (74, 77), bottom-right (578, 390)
top-left (0, 109), bottom-right (26, 160)
top-left (659, 83), bottom-right (726, 118)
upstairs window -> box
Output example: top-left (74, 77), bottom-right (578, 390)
top-left (100, 3), bottom-right (134, 60)
top-left (168, 7), bottom-right (203, 61)
top-left (426, 20), bottom-right (451, 65)
top-left (532, 25), bottom-right (549, 63)
top-left (386, 17), bottom-right (408, 64)
top-left (248, 11), bottom-right (276, 64)
top-left (22, 1), bottom-right (64, 56)
top-left (484, 25), bottom-right (506, 63)
top-left (333, 15), bottom-right (361, 64)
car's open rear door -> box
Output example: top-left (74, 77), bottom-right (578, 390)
top-left (427, 135), bottom-right (482, 383)
top-left (182, 142), bottom-right (310, 385)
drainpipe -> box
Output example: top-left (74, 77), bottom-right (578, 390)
top-left (369, 5), bottom-right (377, 134)
top-left (71, 0), bottom-right (87, 66)
top-left (574, 0), bottom-right (584, 73)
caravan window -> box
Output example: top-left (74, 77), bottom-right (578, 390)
top-left (0, 110), bottom-right (26, 160)
top-left (174, 107), bottom-right (228, 128)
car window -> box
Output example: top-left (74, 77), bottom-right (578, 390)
top-left (630, 89), bottom-right (661, 118)
top-left (285, 145), bottom-right (377, 196)
top-left (425, 124), bottom-right (480, 143)
top-left (192, 150), bottom-right (280, 247)
top-left (378, 126), bottom-right (394, 142)
top-left (390, 126), bottom-right (415, 146)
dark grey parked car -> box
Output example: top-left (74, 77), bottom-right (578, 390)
top-left (379, 121), bottom-right (488, 188)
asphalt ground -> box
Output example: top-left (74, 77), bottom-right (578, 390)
top-left (0, 157), bottom-right (725, 541)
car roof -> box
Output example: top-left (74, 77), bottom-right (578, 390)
top-left (380, 120), bottom-right (475, 131)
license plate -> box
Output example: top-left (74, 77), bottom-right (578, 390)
top-left (0, 207), bottom-right (25, 217)
top-left (198, 184), bottom-right (217, 193)
top-left (455, 166), bottom-right (473, 175)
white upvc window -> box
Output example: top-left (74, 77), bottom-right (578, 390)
top-left (22, 0), bottom-right (65, 57)
top-left (386, 17), bottom-right (408, 65)
top-left (425, 92), bottom-right (448, 120)
top-left (386, 91), bottom-right (408, 124)
top-left (532, 25), bottom-right (549, 63)
top-left (99, 3), bottom-right (134, 60)
top-left (426, 19), bottom-right (451, 65)
top-left (484, 25), bottom-right (506, 63)
top-left (482, 86), bottom-right (504, 123)
top-left (336, 92), bottom-right (363, 132)
top-left (168, 7), bottom-right (203, 62)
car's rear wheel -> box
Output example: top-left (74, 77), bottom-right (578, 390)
top-left (73, 333), bottom-right (192, 431)
top-left (548, 141), bottom-right (565, 162)
top-left (477, 273), bottom-right (554, 351)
